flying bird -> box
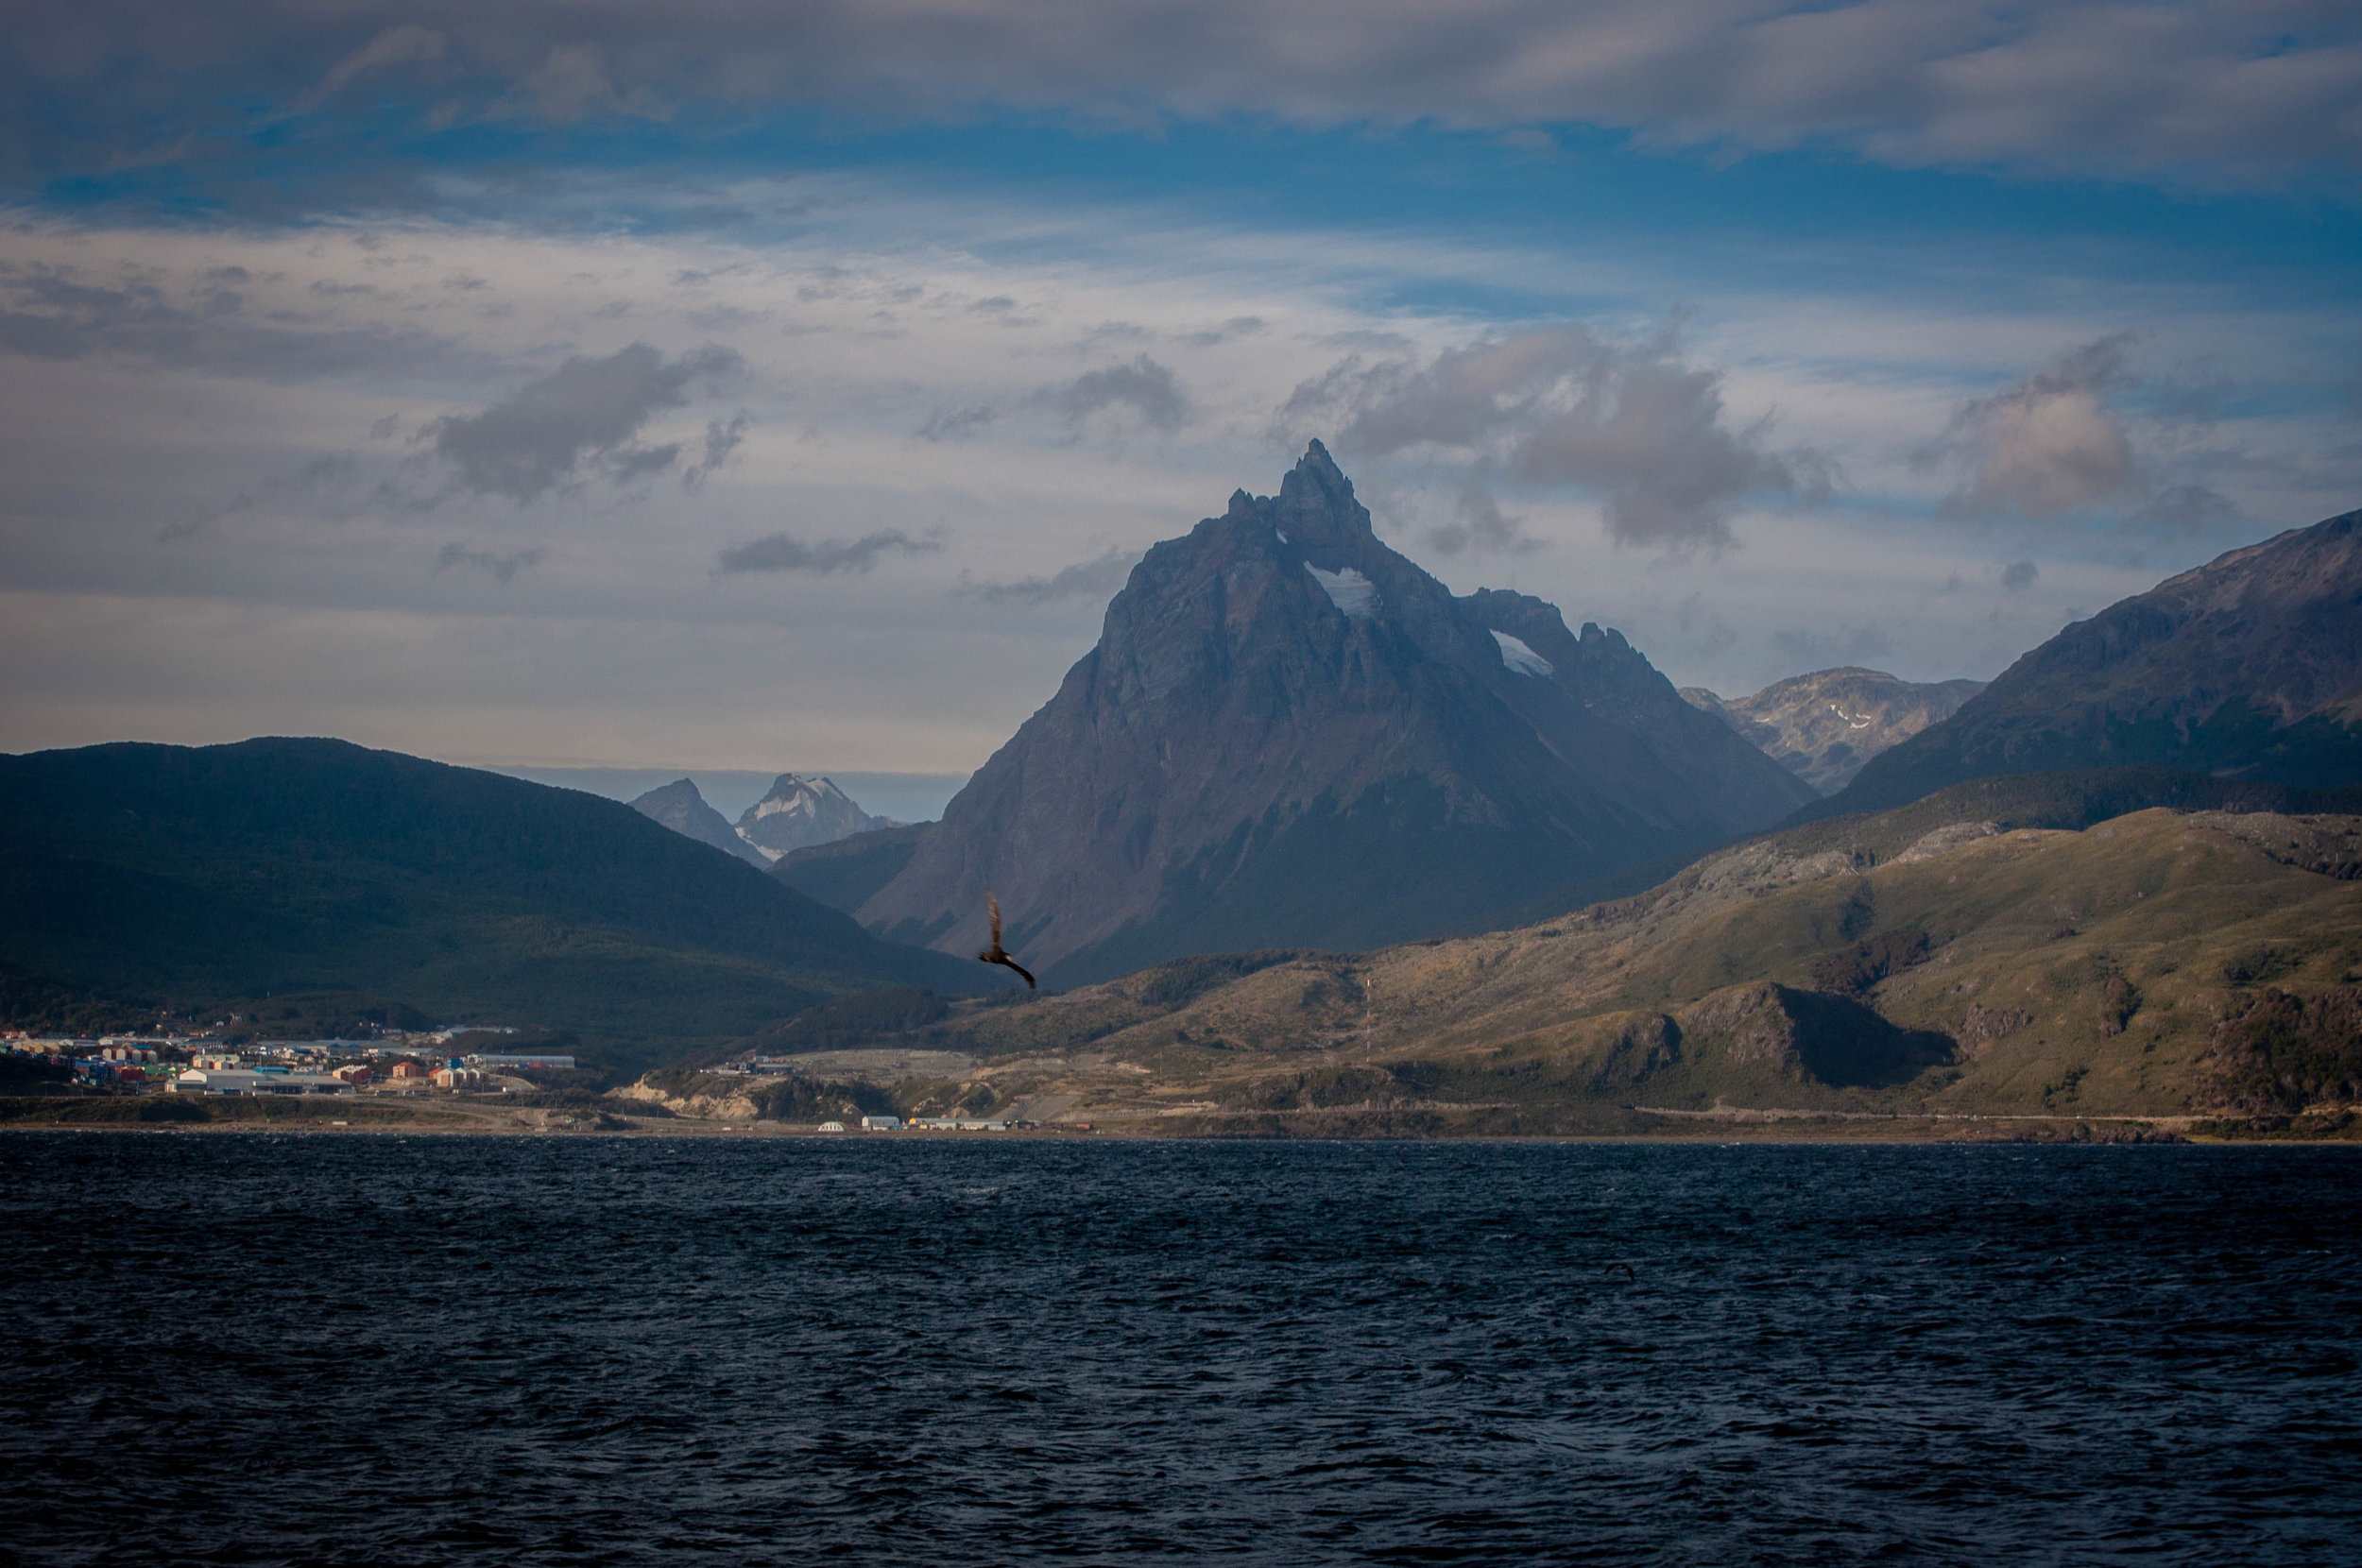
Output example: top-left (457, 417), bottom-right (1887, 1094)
top-left (978, 891), bottom-right (1035, 989)
top-left (1603, 1262), bottom-right (1636, 1283)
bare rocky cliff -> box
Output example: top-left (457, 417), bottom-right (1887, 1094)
top-left (856, 442), bottom-right (1817, 985)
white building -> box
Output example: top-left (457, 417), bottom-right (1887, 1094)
top-left (172, 1069), bottom-right (354, 1096)
top-left (816, 1120), bottom-right (847, 1133)
top-left (859, 1115), bottom-right (903, 1131)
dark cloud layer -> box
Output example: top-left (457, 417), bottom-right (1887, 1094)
top-left (0, 263), bottom-right (489, 383)
top-left (1285, 324), bottom-right (1808, 554)
top-left (5, 4), bottom-right (2354, 193)
top-left (425, 341), bottom-right (739, 503)
top-left (715, 529), bottom-right (942, 575)
top-left (956, 545), bottom-right (1138, 605)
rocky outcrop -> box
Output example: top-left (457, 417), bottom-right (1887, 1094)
top-left (629, 778), bottom-right (771, 867)
top-left (1682, 668), bottom-right (1985, 793)
top-left (1676, 982), bottom-right (1956, 1088)
top-left (1824, 508), bottom-right (2362, 815)
top-left (856, 442), bottom-right (1818, 984)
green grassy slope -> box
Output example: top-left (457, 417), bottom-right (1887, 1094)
top-left (700, 774), bottom-right (2362, 1133)
top-left (0, 738), bottom-right (994, 1070)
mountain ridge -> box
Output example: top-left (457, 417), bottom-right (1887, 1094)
top-left (1809, 508), bottom-right (2362, 819)
top-left (0, 738), bottom-right (997, 1072)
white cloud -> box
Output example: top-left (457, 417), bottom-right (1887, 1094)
top-left (1284, 323), bottom-right (1809, 554)
top-left (1921, 335), bottom-right (2136, 518)
top-left (0, 196), bottom-right (2342, 770)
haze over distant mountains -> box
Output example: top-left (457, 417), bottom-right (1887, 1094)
top-left (1682, 669), bottom-right (1987, 794)
top-left (856, 443), bottom-right (1816, 984)
top-left (1817, 507), bottom-right (2362, 819)
top-left (630, 774), bottom-right (895, 866)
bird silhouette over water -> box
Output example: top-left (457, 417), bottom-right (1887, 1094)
top-left (1603, 1262), bottom-right (1636, 1284)
top-left (978, 891), bottom-right (1035, 988)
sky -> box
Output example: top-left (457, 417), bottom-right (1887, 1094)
top-left (4, 2), bottom-right (2359, 784)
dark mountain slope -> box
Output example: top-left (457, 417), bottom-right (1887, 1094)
top-left (1814, 508), bottom-right (2362, 818)
top-left (858, 443), bottom-right (1816, 985)
top-left (0, 738), bottom-right (994, 1069)
top-left (776, 823), bottom-right (934, 913)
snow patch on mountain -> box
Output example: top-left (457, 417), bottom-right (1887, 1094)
top-left (1306, 564), bottom-right (1378, 618)
top-left (734, 775), bottom-right (893, 860)
top-left (1490, 630), bottom-right (1554, 677)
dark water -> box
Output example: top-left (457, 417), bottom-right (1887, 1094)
top-left (4, 1135), bottom-right (2358, 1566)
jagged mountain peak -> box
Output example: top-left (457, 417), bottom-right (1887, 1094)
top-left (857, 446), bottom-right (1817, 984)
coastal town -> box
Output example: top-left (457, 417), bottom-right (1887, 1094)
top-left (2, 1028), bottom-right (575, 1097)
top-left (0, 1031), bottom-right (1057, 1132)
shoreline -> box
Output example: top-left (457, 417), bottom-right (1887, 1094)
top-left (1, 1099), bottom-right (2352, 1145)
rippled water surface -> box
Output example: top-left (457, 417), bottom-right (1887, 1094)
top-left (4, 1133), bottom-right (2358, 1565)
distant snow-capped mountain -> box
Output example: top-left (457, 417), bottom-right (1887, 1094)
top-left (1680, 669), bottom-right (1986, 794)
top-left (735, 775), bottom-right (895, 860)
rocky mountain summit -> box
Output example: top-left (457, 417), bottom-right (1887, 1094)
top-left (628, 778), bottom-right (771, 867)
top-left (856, 441), bottom-right (1817, 984)
top-left (735, 775), bottom-right (894, 861)
top-left (1681, 668), bottom-right (1986, 793)
top-left (1823, 507), bottom-right (2362, 817)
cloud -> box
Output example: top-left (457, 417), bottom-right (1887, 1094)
top-left (1424, 469), bottom-right (1543, 557)
top-left (499, 42), bottom-right (669, 125)
top-left (434, 542), bottom-right (542, 583)
top-left (423, 342), bottom-right (739, 503)
top-left (956, 545), bottom-right (1138, 605)
top-left (1181, 315), bottom-right (1267, 347)
top-left (1922, 336), bottom-right (2136, 519)
top-left (301, 25), bottom-right (447, 111)
top-left (916, 404), bottom-right (998, 443)
top-left (1284, 323), bottom-right (1801, 554)
top-left (715, 529), bottom-right (942, 575)
top-left (0, 263), bottom-right (487, 383)
top-left (916, 356), bottom-right (1189, 443)
top-left (682, 414), bottom-right (747, 491)
top-left (2131, 483), bottom-right (2242, 532)
top-left (8, 5), bottom-right (2355, 191)
top-left (1033, 355), bottom-right (1189, 435)
top-left (2000, 558), bottom-right (2039, 591)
